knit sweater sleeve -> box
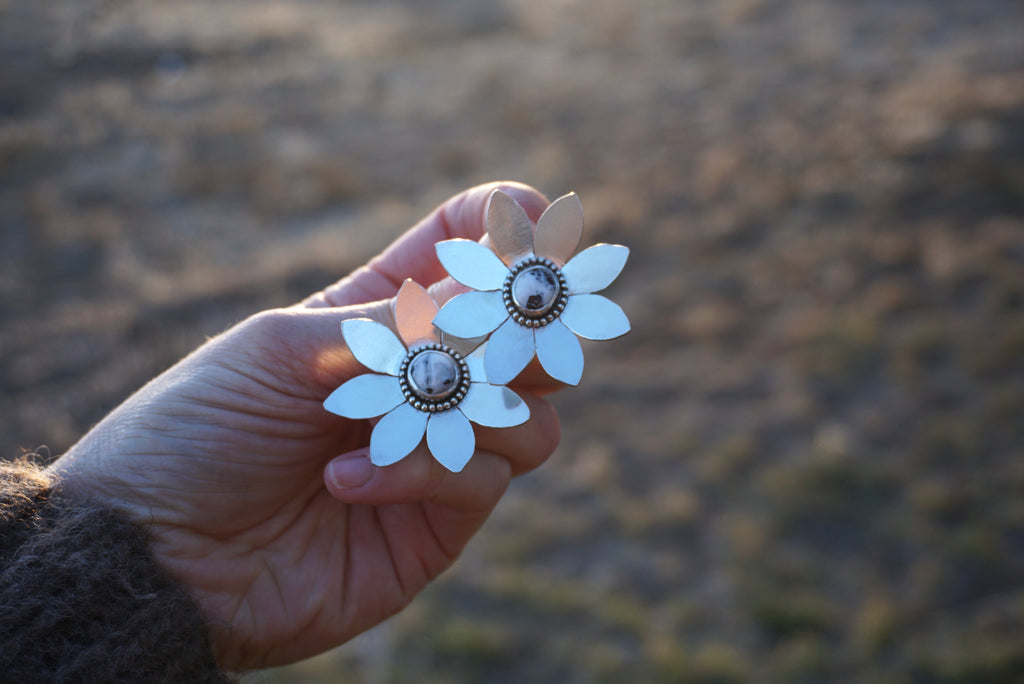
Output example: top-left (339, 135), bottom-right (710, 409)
top-left (0, 459), bottom-right (229, 683)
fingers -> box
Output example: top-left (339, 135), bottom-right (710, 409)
top-left (234, 301), bottom-right (396, 396)
top-left (323, 393), bottom-right (559, 508)
top-left (235, 292), bottom-right (565, 410)
top-left (325, 447), bottom-right (511, 512)
top-left (302, 181), bottom-right (548, 309)
top-left (475, 392), bottom-right (561, 477)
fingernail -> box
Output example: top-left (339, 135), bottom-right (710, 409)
top-left (329, 454), bottom-right (374, 489)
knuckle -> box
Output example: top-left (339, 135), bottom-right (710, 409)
top-left (233, 308), bottom-right (306, 369)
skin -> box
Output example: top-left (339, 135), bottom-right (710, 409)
top-left (48, 182), bottom-right (560, 671)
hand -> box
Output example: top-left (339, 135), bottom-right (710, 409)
top-left (48, 182), bottom-right (560, 670)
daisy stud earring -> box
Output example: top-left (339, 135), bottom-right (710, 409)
top-left (432, 190), bottom-right (630, 386)
top-left (323, 279), bottom-right (530, 473)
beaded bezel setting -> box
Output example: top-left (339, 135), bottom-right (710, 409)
top-left (502, 257), bottom-right (569, 327)
top-left (399, 343), bottom-right (471, 412)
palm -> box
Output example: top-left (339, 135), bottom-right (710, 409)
top-left (52, 183), bottom-right (557, 671)
top-left (131, 319), bottom-right (491, 668)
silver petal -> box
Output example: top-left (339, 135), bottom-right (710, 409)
top-left (535, 319), bottom-right (584, 386)
top-left (465, 344), bottom-right (487, 383)
top-left (323, 373), bottom-right (406, 419)
top-left (563, 243), bottom-right (629, 294)
top-left (370, 402), bottom-right (428, 467)
top-left (560, 294), bottom-right (631, 340)
top-left (432, 290), bottom-right (508, 339)
top-left (484, 317), bottom-right (536, 385)
top-left (460, 382), bottom-right (530, 428)
top-left (533, 192), bottom-right (584, 266)
top-left (427, 409), bottom-right (476, 473)
top-left (342, 319), bottom-right (406, 376)
top-left (442, 332), bottom-right (487, 359)
top-left (436, 239), bottom-right (509, 291)
top-left (394, 279), bottom-right (439, 348)
top-left (487, 190), bottom-right (535, 267)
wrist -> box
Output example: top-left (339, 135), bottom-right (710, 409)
top-left (0, 459), bottom-right (228, 681)
top-left (47, 415), bottom-right (165, 524)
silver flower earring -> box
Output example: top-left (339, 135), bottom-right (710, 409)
top-left (323, 279), bottom-right (530, 472)
top-left (432, 190), bottom-right (630, 386)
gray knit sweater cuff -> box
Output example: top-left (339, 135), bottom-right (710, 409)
top-left (0, 459), bottom-right (229, 682)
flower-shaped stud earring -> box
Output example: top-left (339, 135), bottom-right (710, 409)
top-left (323, 279), bottom-right (530, 472)
top-left (432, 191), bottom-right (630, 386)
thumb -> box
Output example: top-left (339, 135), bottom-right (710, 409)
top-left (302, 181), bottom-right (549, 309)
top-left (238, 297), bottom-right (397, 396)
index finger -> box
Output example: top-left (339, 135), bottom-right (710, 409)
top-left (302, 181), bottom-right (549, 309)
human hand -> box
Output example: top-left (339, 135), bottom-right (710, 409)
top-left (48, 182), bottom-right (560, 670)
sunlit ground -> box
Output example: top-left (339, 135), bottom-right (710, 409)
top-left (2, 0), bottom-right (1023, 681)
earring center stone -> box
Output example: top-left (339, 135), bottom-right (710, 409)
top-left (407, 349), bottom-right (460, 401)
top-left (501, 257), bottom-right (570, 328)
top-left (511, 265), bottom-right (560, 316)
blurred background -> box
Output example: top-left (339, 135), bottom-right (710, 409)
top-left (2, 0), bottom-right (1023, 681)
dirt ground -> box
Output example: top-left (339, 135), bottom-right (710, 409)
top-left (2, 0), bottom-right (1023, 681)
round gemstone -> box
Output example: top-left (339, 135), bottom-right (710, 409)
top-left (511, 265), bottom-right (560, 316)
top-left (407, 350), bottom-right (460, 400)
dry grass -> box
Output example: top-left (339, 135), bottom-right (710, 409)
top-left (2, 0), bottom-right (1023, 681)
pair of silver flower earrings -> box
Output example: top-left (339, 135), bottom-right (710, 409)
top-left (323, 190), bottom-right (630, 473)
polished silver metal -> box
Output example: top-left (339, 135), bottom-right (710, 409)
top-left (535, 319), bottom-right (585, 386)
top-left (533, 192), bottom-right (584, 266)
top-left (432, 290), bottom-right (507, 338)
top-left (394, 278), bottom-right (440, 347)
top-left (324, 280), bottom-right (530, 472)
top-left (432, 190), bottom-right (630, 387)
top-left (483, 317), bottom-right (536, 386)
top-left (465, 345), bottom-right (487, 383)
top-left (436, 239), bottom-right (508, 291)
top-left (443, 332), bottom-right (488, 359)
top-left (342, 318), bottom-right (406, 376)
top-left (487, 191), bottom-right (535, 266)
top-left (370, 402), bottom-right (429, 467)
top-left (459, 381), bottom-right (531, 428)
top-left (323, 373), bottom-right (406, 419)
top-left (426, 409), bottom-right (476, 473)
top-left (563, 243), bottom-right (630, 295)
top-left (559, 294), bottom-right (631, 341)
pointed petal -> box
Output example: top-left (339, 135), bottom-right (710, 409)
top-left (460, 382), bottom-right (530, 428)
top-left (535, 319), bottom-right (584, 386)
top-left (436, 239), bottom-right (509, 291)
top-left (342, 319), bottom-right (406, 375)
top-left (560, 294), bottom-right (631, 340)
top-left (323, 374), bottom-right (406, 419)
top-left (465, 344), bottom-right (487, 383)
top-left (442, 333), bottom-right (486, 359)
top-left (427, 409), bottom-right (476, 473)
top-left (563, 244), bottom-right (629, 294)
top-left (370, 402), bottom-right (428, 466)
top-left (432, 291), bottom-right (508, 339)
top-left (534, 192), bottom-right (584, 265)
top-left (484, 318), bottom-right (536, 385)
top-left (394, 279), bottom-right (439, 348)
top-left (487, 190), bottom-right (535, 267)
